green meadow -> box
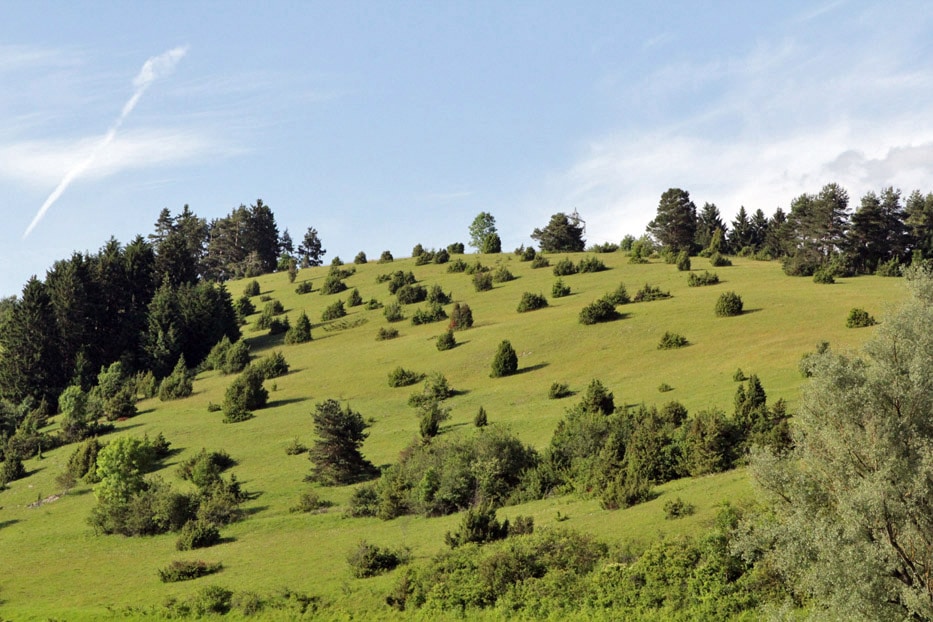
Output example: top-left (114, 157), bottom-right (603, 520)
top-left (0, 251), bottom-right (903, 620)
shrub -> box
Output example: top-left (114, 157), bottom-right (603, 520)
top-left (376, 327), bottom-right (399, 341)
top-left (577, 255), bottom-right (607, 273)
top-left (320, 273), bottom-right (347, 295)
top-left (553, 257), bottom-right (577, 276)
top-left (658, 332), bottom-right (688, 349)
top-left (384, 302), bottom-right (404, 322)
top-left (658, 382), bottom-right (673, 392)
top-left (551, 279), bottom-right (571, 298)
top-left (473, 271), bottom-right (493, 292)
top-left (709, 252), bottom-right (732, 267)
top-left (447, 258), bottom-right (468, 273)
top-left (465, 260), bottom-right (488, 275)
top-left (875, 257), bottom-right (902, 277)
top-left (255, 351), bottom-right (289, 379)
top-left (418, 399), bottom-right (451, 440)
top-left (321, 300), bottom-right (347, 322)
top-left (408, 372), bottom-right (453, 405)
top-left (436, 330), bottom-right (457, 351)
top-left (433, 248), bottom-right (450, 264)
top-left (444, 504), bottom-right (509, 548)
top-left (285, 437), bottom-right (308, 455)
top-left (846, 307), bottom-right (877, 328)
top-left (517, 292), bottom-right (548, 313)
top-left (177, 449), bottom-right (235, 487)
top-left (354, 251), bottom-right (367, 264)
top-left (243, 280), bottom-right (260, 297)
top-left (158, 559), bottom-right (223, 583)
top-left (290, 490), bottom-right (332, 513)
top-left (159, 356), bottom-right (193, 401)
top-left (676, 251), bottom-right (691, 271)
top-left (388, 367), bottom-right (424, 388)
top-left (531, 255), bottom-right (550, 269)
top-left (426, 285), bottom-right (452, 305)
top-left (295, 280), bottom-right (313, 294)
top-left (687, 271), bottom-right (719, 286)
top-left (733, 368), bottom-right (747, 382)
top-left (663, 496), bottom-right (695, 519)
top-left (715, 291), bottom-right (744, 317)
top-left (605, 283), bottom-right (630, 305)
top-left (813, 268), bottom-right (835, 284)
top-left (492, 265), bottom-right (515, 283)
top-left (346, 484), bottom-right (380, 517)
top-left (222, 366), bottom-right (268, 423)
top-left (548, 382), bottom-right (572, 399)
top-left (267, 316), bottom-right (289, 335)
top-left (633, 283), bottom-right (671, 302)
top-left (411, 303), bottom-right (448, 325)
top-left (396, 284), bottom-right (427, 304)
top-left (474, 406), bottom-right (488, 427)
top-left (579, 299), bottom-right (619, 325)
top-left (447, 242), bottom-right (465, 254)
top-left (378, 250), bottom-right (394, 263)
top-left (285, 311), bottom-right (313, 344)
top-left (521, 246), bottom-right (537, 261)
top-left (176, 519), bottom-right (221, 551)
top-left (449, 303), bottom-right (474, 330)
top-left (346, 288), bottom-right (363, 307)
top-left (347, 540), bottom-right (408, 578)
top-left (412, 243), bottom-right (424, 258)
top-left (491, 340), bottom-right (519, 377)
top-left (364, 297), bottom-right (383, 310)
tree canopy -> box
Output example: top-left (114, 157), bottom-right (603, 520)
top-left (647, 188), bottom-right (697, 252)
top-left (530, 212), bottom-right (586, 252)
top-left (468, 212), bottom-right (500, 253)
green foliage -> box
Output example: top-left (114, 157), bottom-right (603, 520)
top-left (492, 265), bottom-right (515, 283)
top-left (448, 302), bottom-right (474, 330)
top-left (490, 340), bottom-right (518, 377)
top-left (411, 303), bottom-right (448, 325)
top-left (588, 242), bottom-right (620, 253)
top-left (812, 267), bottom-right (835, 284)
top-left (417, 399), bottom-right (451, 441)
top-left (473, 271), bottom-right (493, 292)
top-left (676, 250), bottom-right (691, 271)
top-left (733, 367), bottom-right (747, 381)
top-left (364, 297), bottom-right (383, 310)
top-left (447, 242), bottom-right (465, 254)
top-left (604, 283), bottom-right (630, 305)
top-left (346, 288), bottom-right (363, 307)
top-left (284, 311), bottom-right (312, 344)
top-left (846, 307), bottom-right (877, 328)
top-left (663, 496), bottom-right (695, 519)
top-left (378, 250), bottom-right (394, 263)
top-left (289, 490), bottom-right (332, 513)
top-left (520, 246), bottom-right (537, 261)
top-left (408, 372), bottom-right (453, 406)
top-left (436, 330), bottom-right (457, 351)
top-left (658, 382), bottom-right (673, 392)
top-left (531, 254), bottom-right (550, 269)
top-left (552, 257), bottom-right (578, 276)
top-left (321, 300), bottom-right (347, 322)
top-left (384, 270), bottom-right (416, 293)
top-left (388, 366), bottom-right (424, 388)
top-left (578, 298), bottom-right (619, 324)
top-left (516, 292), bottom-right (548, 312)
top-left (294, 280), bottom-right (313, 294)
top-left (320, 273), bottom-right (347, 295)
top-left (465, 260), bottom-right (488, 275)
top-left (709, 251), bottom-right (732, 267)
top-left (548, 382), bottom-right (572, 399)
top-left (474, 406), bottom-right (488, 427)
top-left (243, 280), bottom-right (260, 297)
top-left (447, 257), bottom-right (468, 273)
top-left (658, 331), bottom-right (688, 349)
top-left (633, 283), bottom-right (671, 302)
top-left (551, 278), bottom-right (570, 298)
top-left (715, 291), bottom-right (744, 317)
top-left (347, 540), bottom-right (408, 578)
top-left (376, 326), bottom-right (399, 341)
top-left (396, 284), bottom-right (427, 304)
top-left (307, 399), bottom-right (377, 486)
top-left (60, 438), bottom-right (105, 486)
top-left (531, 212), bottom-right (586, 252)
top-left (426, 284), bottom-right (451, 305)
top-left (255, 350), bottom-right (290, 379)
top-left (158, 356), bottom-right (193, 401)
top-left (221, 365), bottom-right (268, 423)
top-left (577, 255), bottom-right (607, 273)
top-left (383, 302), bottom-right (404, 322)
top-left (687, 270), bottom-right (719, 286)
top-left (445, 504), bottom-right (510, 548)
top-left (469, 212), bottom-right (500, 253)
top-left (353, 251), bottom-right (367, 264)
top-left (158, 559), bottom-right (223, 583)
top-left (176, 519), bottom-right (221, 551)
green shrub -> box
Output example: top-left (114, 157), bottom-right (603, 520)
top-left (633, 283), bottom-right (671, 302)
top-left (658, 382), bottom-right (673, 392)
top-left (846, 307), bottom-right (877, 328)
top-left (396, 284), bottom-right (427, 304)
top-left (449, 302), bottom-right (474, 330)
top-left (577, 256), bottom-right (607, 273)
top-left (427, 285), bottom-right (452, 305)
top-left (548, 382), bottom-right (572, 399)
top-left (320, 273), bottom-right (347, 295)
top-left (177, 449), bottom-right (235, 488)
top-left (176, 519), bottom-right (221, 551)
top-left (490, 340), bottom-right (519, 378)
top-left (285, 311), bottom-right (313, 344)
top-left (376, 327), bottom-right (399, 341)
top-left (473, 271), bottom-right (493, 292)
top-left (285, 437), bottom-right (308, 455)
top-left (347, 540), bottom-right (408, 578)
top-left (588, 242), bottom-right (619, 253)
top-left (321, 300), bottom-right (347, 322)
top-left (465, 260), bottom-right (488, 275)
top-left (447, 242), bottom-right (465, 254)
top-left (521, 246), bottom-right (537, 261)
top-left (813, 268), bottom-right (835, 284)
top-left (553, 257), bottom-right (577, 276)
top-left (289, 490), bottom-right (332, 513)
top-left (517, 292), bottom-right (548, 313)
top-left (444, 504), bottom-right (509, 548)
top-left (255, 351), bottom-right (289, 379)
top-left (158, 559), bottom-right (223, 583)
top-left (605, 283), bottom-right (630, 305)
top-left (875, 257), bottom-right (902, 277)
top-left (663, 497), bottom-right (696, 519)
top-left (436, 330), bottom-right (457, 351)
top-left (709, 252), bottom-right (732, 267)
top-left (243, 280), bottom-right (260, 297)
top-left (676, 251), bottom-right (691, 271)
top-left (364, 297), bottom-right (383, 310)
top-left (447, 258), bottom-right (468, 273)
top-left (234, 295), bottom-right (255, 321)
top-left (384, 302), bottom-right (404, 322)
top-left (354, 251), bottom-right (368, 264)
top-left (551, 279), bottom-right (570, 298)
top-left (531, 255), bottom-right (550, 269)
top-left (658, 332), bottom-right (688, 349)
top-left (492, 265), bottom-right (515, 283)
top-left (579, 299), bottom-right (619, 325)
top-left (408, 372), bottom-right (453, 405)
top-left (715, 291), bottom-right (744, 317)
top-left (474, 406), bottom-right (488, 427)
top-left (388, 367), bottom-right (424, 388)
top-left (295, 280), bottom-right (313, 294)
top-left (733, 368), bottom-right (747, 381)
top-left (411, 303), bottom-right (448, 325)
top-left (159, 356), bottom-right (193, 401)
top-left (346, 484), bottom-right (380, 518)
top-left (221, 366), bottom-right (267, 423)
top-left (386, 270), bottom-right (416, 293)
top-left (346, 288), bottom-right (363, 307)
top-left (378, 250), bottom-right (394, 263)
top-left (434, 248), bottom-right (450, 264)
top-left (687, 270), bottom-right (719, 286)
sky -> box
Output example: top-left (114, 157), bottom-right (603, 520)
top-left (2, 1), bottom-right (933, 297)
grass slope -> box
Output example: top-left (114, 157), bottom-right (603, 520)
top-left (0, 252), bottom-right (902, 619)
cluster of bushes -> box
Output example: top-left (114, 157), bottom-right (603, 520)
top-left (204, 336), bottom-right (250, 374)
top-left (284, 312), bottom-right (312, 344)
top-left (492, 265), bottom-right (515, 283)
top-left (384, 302), bottom-right (404, 322)
top-left (632, 283), bottom-right (671, 302)
top-left (447, 258), bottom-right (468, 273)
top-left (411, 303), bottom-right (448, 325)
top-left (687, 270), bottom-right (719, 286)
top-left (397, 284), bottom-right (428, 305)
top-left (579, 298), bottom-right (620, 325)
top-left (347, 540), bottom-right (411, 578)
top-left (381, 270), bottom-right (416, 294)
top-left (448, 303), bottom-right (474, 330)
top-left (221, 364), bottom-right (270, 423)
top-left (413, 247), bottom-right (450, 266)
top-left (158, 559), bottom-right (223, 583)
top-left (553, 258), bottom-right (578, 276)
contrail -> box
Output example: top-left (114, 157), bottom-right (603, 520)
top-left (23, 45), bottom-right (188, 239)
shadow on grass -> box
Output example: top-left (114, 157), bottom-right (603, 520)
top-left (266, 396), bottom-right (311, 409)
top-left (514, 362), bottom-right (549, 375)
top-left (242, 505), bottom-right (270, 518)
top-left (0, 519), bottom-right (20, 530)
top-left (247, 331), bottom-right (286, 350)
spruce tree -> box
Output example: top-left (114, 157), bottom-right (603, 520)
top-left (308, 399), bottom-right (377, 485)
top-left (490, 340), bottom-right (518, 378)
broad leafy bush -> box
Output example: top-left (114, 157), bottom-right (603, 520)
top-left (177, 449), bottom-right (235, 487)
top-left (445, 504), bottom-right (509, 548)
top-left (658, 331), bottom-right (688, 349)
top-left (846, 307), bottom-right (877, 328)
top-left (517, 292), bottom-right (548, 313)
top-left (715, 291), bottom-right (744, 317)
top-left (408, 372), bottom-right (454, 406)
top-left (255, 351), bottom-right (289, 379)
top-left (687, 270), bottom-right (719, 286)
top-left (553, 258), bottom-right (577, 276)
top-left (579, 298), bottom-right (619, 325)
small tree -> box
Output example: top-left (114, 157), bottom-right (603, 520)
top-left (378, 250), bottom-right (394, 263)
top-left (222, 366), bottom-right (268, 423)
top-left (346, 288), bottom-right (363, 307)
top-left (474, 406), bottom-right (488, 428)
top-left (159, 356), bottom-right (193, 401)
top-left (354, 251), bottom-right (367, 264)
top-left (436, 330), bottom-right (457, 351)
top-left (468, 212), bottom-right (500, 253)
top-left (449, 303), bottom-right (474, 330)
top-left (552, 279), bottom-right (571, 298)
top-left (307, 399), bottom-right (377, 485)
top-left (473, 272), bottom-right (493, 292)
top-left (846, 307), bottom-right (877, 328)
top-left (321, 300), bottom-right (347, 322)
top-left (517, 292), bottom-right (548, 313)
top-left (490, 340), bottom-right (518, 377)
top-left (676, 250), bottom-right (691, 271)
top-left (285, 311), bottom-right (313, 344)
top-left (715, 291), bottom-right (744, 317)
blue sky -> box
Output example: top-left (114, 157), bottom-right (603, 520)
top-left (2, 1), bottom-right (932, 297)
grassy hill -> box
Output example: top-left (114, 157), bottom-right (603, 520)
top-left (0, 251), bottom-right (903, 620)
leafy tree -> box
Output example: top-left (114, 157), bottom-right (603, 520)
top-left (647, 188), bottom-right (697, 252)
top-left (307, 399), bottom-right (377, 485)
top-left (751, 266), bottom-right (933, 619)
top-left (468, 212), bottom-right (500, 253)
top-left (490, 340), bottom-right (518, 378)
top-left (298, 227), bottom-right (326, 267)
top-left (531, 212), bottom-right (586, 252)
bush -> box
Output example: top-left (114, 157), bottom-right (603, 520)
top-left (875, 257), bottom-right (902, 277)
top-left (577, 256), bottom-right (607, 273)
top-left (347, 540), bottom-right (408, 578)
top-left (290, 490), bottom-right (332, 514)
top-left (388, 367), bottom-right (424, 388)
top-left (548, 382), bottom-right (572, 399)
top-left (687, 271), bottom-right (719, 286)
top-left (517, 292), bottom-right (548, 313)
top-left (384, 302), bottom-right (404, 322)
top-left (396, 284), bottom-right (428, 305)
top-left (676, 251), bottom-right (691, 271)
top-left (386, 270), bottom-right (416, 294)
top-left (813, 268), bottom-right (835, 284)
top-left (158, 559), bottom-right (223, 583)
top-left (604, 283), bottom-right (630, 305)
top-left (465, 260), bottom-right (488, 275)
top-left (222, 366), bottom-right (268, 423)
top-left (474, 406), bottom-right (488, 427)
top-left (346, 288), bottom-right (363, 307)
top-left (408, 372), bottom-right (453, 405)
top-left (177, 449), bottom-right (235, 488)
top-left (709, 252), bottom-right (732, 267)
top-left (733, 368), bottom-right (747, 381)
top-left (346, 484), bottom-right (380, 518)
top-left (159, 357), bottom-right (193, 401)
top-left (436, 330), bottom-right (457, 351)
top-left (490, 340), bottom-right (519, 378)
top-left (354, 251), bottom-right (368, 264)
top-left (285, 437), bottom-right (308, 455)
top-left (492, 265), bottom-right (515, 283)
top-left (449, 303), bottom-right (474, 330)
top-left (176, 519), bottom-right (221, 551)
top-left (551, 279), bottom-right (571, 298)
top-left (378, 250), bottom-right (394, 263)
top-left (658, 332), bottom-right (688, 349)
top-left (520, 246), bottom-right (537, 261)
top-left (633, 283), bottom-right (671, 302)
top-left (447, 258), bottom-right (468, 273)
top-left (715, 291), bottom-right (744, 317)
top-left (663, 497), bottom-right (695, 519)
top-left (255, 351), bottom-right (289, 379)
top-left (411, 303), bottom-right (448, 325)
top-left (658, 382), bottom-right (673, 392)
top-left (426, 285), bottom-right (452, 305)
top-left (473, 271), bottom-right (493, 292)
top-left (531, 255), bottom-right (550, 269)
top-left (234, 295), bottom-right (256, 321)
top-left (320, 273), bottom-right (347, 295)
top-left (553, 258), bottom-right (577, 276)
top-left (846, 307), bottom-right (877, 328)
top-left (364, 297), bottom-right (383, 310)
top-left (447, 242), bottom-right (465, 254)
top-left (434, 248), bottom-right (450, 264)
top-left (579, 299), bottom-right (619, 325)
top-left (285, 311), bottom-right (313, 344)
top-left (444, 504), bottom-right (509, 548)
top-left (376, 327), bottom-right (399, 341)
top-left (243, 280), bottom-right (260, 297)
top-left (588, 242), bottom-right (619, 253)
top-left (321, 300), bottom-right (347, 322)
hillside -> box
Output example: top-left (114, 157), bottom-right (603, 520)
top-left (0, 251), bottom-right (903, 620)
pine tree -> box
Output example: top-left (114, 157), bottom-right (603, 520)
top-left (307, 399), bottom-right (377, 485)
top-left (490, 340), bottom-right (518, 378)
